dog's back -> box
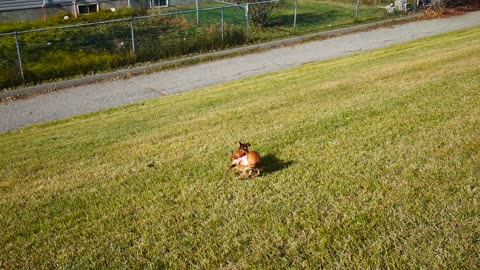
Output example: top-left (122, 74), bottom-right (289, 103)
top-left (245, 151), bottom-right (261, 167)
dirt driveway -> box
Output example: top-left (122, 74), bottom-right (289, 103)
top-left (1, 11), bottom-right (479, 133)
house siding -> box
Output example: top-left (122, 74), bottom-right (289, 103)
top-left (0, 0), bottom-right (151, 11)
top-left (0, 0), bottom-right (142, 22)
top-left (0, 0), bottom-right (200, 22)
top-left (0, 0), bottom-right (44, 12)
top-left (0, 1), bottom-right (101, 11)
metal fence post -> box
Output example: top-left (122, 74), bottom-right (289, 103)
top-left (293, 0), bottom-right (298, 32)
top-left (245, 4), bottom-right (250, 40)
top-left (355, 0), bottom-right (360, 21)
top-left (14, 32), bottom-right (25, 83)
top-left (130, 18), bottom-right (136, 56)
top-left (221, 8), bottom-right (225, 42)
top-left (196, 0), bottom-right (200, 25)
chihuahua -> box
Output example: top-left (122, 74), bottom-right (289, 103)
top-left (227, 142), bottom-right (262, 178)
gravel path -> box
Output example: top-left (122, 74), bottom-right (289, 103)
top-left (1, 11), bottom-right (479, 134)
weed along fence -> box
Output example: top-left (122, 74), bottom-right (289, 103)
top-left (0, 0), bottom-right (394, 89)
top-left (0, 4), bottom-right (251, 89)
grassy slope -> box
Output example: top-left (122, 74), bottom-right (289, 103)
top-left (1, 27), bottom-right (479, 269)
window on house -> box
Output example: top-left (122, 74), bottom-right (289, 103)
top-left (78, 4), bottom-right (98, 15)
top-left (151, 0), bottom-right (168, 8)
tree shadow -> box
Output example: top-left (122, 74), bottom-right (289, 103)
top-left (268, 10), bottom-right (343, 28)
top-left (261, 153), bottom-right (295, 175)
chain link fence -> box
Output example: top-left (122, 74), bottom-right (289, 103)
top-left (0, 4), bottom-right (249, 89)
top-left (0, 0), bottom-right (401, 89)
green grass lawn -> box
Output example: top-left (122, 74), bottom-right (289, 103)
top-left (178, 0), bottom-right (391, 42)
top-left (1, 27), bottom-right (479, 269)
top-left (251, 0), bottom-right (389, 42)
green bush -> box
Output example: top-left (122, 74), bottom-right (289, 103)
top-left (136, 23), bottom-right (245, 62)
top-left (0, 36), bottom-right (21, 87)
top-left (24, 51), bottom-right (136, 81)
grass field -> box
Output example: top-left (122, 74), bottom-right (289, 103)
top-left (1, 27), bottom-right (479, 269)
top-left (251, 0), bottom-right (388, 42)
top-left (180, 0), bottom-right (389, 42)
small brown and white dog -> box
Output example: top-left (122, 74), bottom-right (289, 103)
top-left (227, 142), bottom-right (262, 178)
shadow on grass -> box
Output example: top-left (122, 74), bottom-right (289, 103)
top-left (268, 10), bottom-right (343, 27)
top-left (261, 153), bottom-right (294, 175)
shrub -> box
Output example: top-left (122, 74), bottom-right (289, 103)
top-left (250, 2), bottom-right (280, 27)
top-left (420, 0), bottom-right (478, 9)
top-left (228, 0), bottom-right (282, 27)
top-left (24, 51), bottom-right (136, 82)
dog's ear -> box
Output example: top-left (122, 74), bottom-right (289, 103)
top-left (246, 143), bottom-right (251, 147)
top-left (238, 141), bottom-right (242, 146)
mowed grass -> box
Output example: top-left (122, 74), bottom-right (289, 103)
top-left (1, 27), bottom-right (480, 269)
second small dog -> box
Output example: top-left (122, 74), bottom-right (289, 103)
top-left (227, 142), bottom-right (262, 178)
